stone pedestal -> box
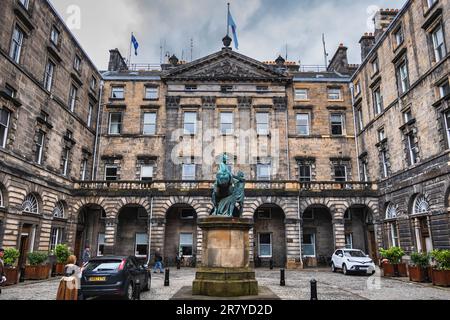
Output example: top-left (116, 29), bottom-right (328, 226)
top-left (192, 217), bottom-right (258, 297)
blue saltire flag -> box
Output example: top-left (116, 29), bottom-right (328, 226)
top-left (228, 11), bottom-right (239, 50)
top-left (131, 34), bottom-right (139, 56)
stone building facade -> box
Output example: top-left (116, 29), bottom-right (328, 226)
top-left (0, 0), bottom-right (448, 272)
top-left (352, 0), bottom-right (450, 254)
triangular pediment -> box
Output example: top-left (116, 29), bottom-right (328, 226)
top-left (162, 48), bottom-right (291, 83)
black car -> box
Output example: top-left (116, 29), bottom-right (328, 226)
top-left (81, 256), bottom-right (151, 300)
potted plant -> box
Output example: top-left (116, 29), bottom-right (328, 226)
top-left (408, 252), bottom-right (431, 282)
top-left (430, 249), bottom-right (450, 287)
top-left (2, 248), bottom-right (20, 286)
top-left (380, 247), bottom-right (407, 277)
top-left (25, 251), bottom-right (50, 280)
top-left (54, 244), bottom-right (70, 275)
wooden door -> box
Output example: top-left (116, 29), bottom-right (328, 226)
top-left (74, 230), bottom-right (84, 264)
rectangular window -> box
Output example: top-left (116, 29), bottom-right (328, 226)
top-left (145, 86), bottom-right (159, 100)
top-left (140, 165), bottom-right (153, 181)
top-left (143, 112), bottom-right (156, 135)
top-left (331, 114), bottom-right (344, 135)
top-left (62, 148), bottom-right (70, 176)
top-left (182, 163), bottom-right (196, 180)
top-left (390, 223), bottom-right (399, 247)
top-left (328, 88), bottom-right (342, 100)
top-left (185, 85), bottom-right (198, 92)
top-left (295, 89), bottom-right (308, 100)
top-left (5, 85), bottom-right (16, 98)
top-left (87, 103), bottom-right (93, 127)
top-left (361, 161), bottom-right (369, 182)
top-left (373, 87), bottom-right (383, 115)
top-left (397, 60), bottom-right (409, 94)
top-left (354, 81), bottom-right (361, 96)
top-left (50, 227), bottom-right (63, 252)
top-left (302, 233), bottom-right (316, 257)
top-left (180, 233), bottom-right (193, 256)
top-left (69, 85), bottom-right (78, 112)
top-left (258, 233), bottom-right (272, 258)
top-left (345, 233), bottom-right (353, 249)
top-left (19, 0), bottom-right (30, 9)
top-left (334, 165), bottom-right (347, 182)
top-left (381, 150), bottom-right (389, 178)
top-left (81, 159), bottom-right (88, 181)
top-left (438, 79), bottom-right (450, 98)
top-left (111, 87), bottom-right (124, 99)
top-left (427, 0), bottom-right (436, 8)
top-left (135, 233), bottom-right (149, 258)
top-left (357, 108), bottom-right (364, 131)
top-left (44, 60), bottom-right (55, 92)
top-left (97, 233), bottom-right (105, 256)
top-left (50, 27), bottom-right (60, 46)
top-left (256, 86), bottom-right (269, 93)
top-left (257, 164), bottom-right (271, 181)
top-left (296, 114), bottom-right (310, 136)
top-left (378, 128), bottom-right (385, 142)
top-left (403, 109), bottom-right (413, 123)
top-left (299, 165), bottom-right (312, 182)
top-left (0, 109), bottom-right (11, 148)
top-left (108, 113), bottom-right (122, 135)
top-left (372, 58), bottom-right (379, 75)
top-left (221, 85), bottom-right (233, 93)
top-left (432, 24), bottom-right (446, 62)
top-left (407, 134), bottom-right (418, 165)
top-left (220, 112), bottom-right (234, 135)
top-left (74, 55), bottom-right (81, 72)
top-left (105, 165), bottom-right (118, 181)
top-left (445, 111), bottom-right (450, 149)
top-left (10, 25), bottom-right (24, 64)
top-left (35, 131), bottom-right (45, 164)
top-left (394, 27), bottom-right (404, 47)
top-left (90, 77), bottom-right (97, 91)
top-left (184, 112), bottom-right (197, 135)
top-left (256, 112), bottom-right (269, 135)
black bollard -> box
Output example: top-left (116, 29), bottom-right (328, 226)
top-left (19, 266), bottom-right (25, 283)
top-left (164, 268), bottom-right (170, 286)
top-left (280, 269), bottom-right (285, 286)
top-left (270, 259), bottom-right (274, 270)
top-left (310, 279), bottom-right (318, 300)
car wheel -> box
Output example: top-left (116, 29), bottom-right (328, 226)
top-left (124, 281), bottom-right (134, 300)
top-left (143, 275), bottom-right (151, 292)
top-left (331, 262), bottom-right (336, 273)
top-left (342, 264), bottom-right (348, 275)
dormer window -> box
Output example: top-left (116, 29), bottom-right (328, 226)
top-left (185, 85), bottom-right (198, 92)
top-left (221, 85), bottom-right (233, 93)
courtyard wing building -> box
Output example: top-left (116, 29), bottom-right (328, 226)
top-left (0, 0), bottom-right (448, 271)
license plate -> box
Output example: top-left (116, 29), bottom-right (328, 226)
top-left (89, 277), bottom-right (106, 282)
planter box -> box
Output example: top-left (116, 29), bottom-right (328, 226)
top-left (408, 265), bottom-right (431, 283)
top-left (4, 267), bottom-right (19, 286)
top-left (382, 262), bottom-right (408, 277)
top-left (24, 264), bottom-right (51, 280)
top-left (55, 263), bottom-right (65, 276)
top-left (431, 269), bottom-right (450, 287)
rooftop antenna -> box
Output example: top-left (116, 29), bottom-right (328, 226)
top-left (190, 37), bottom-right (194, 61)
top-left (159, 39), bottom-right (163, 64)
top-left (322, 33), bottom-right (329, 68)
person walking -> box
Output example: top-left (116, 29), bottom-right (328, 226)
top-left (152, 249), bottom-right (164, 273)
top-left (82, 245), bottom-right (91, 266)
top-left (56, 255), bottom-right (83, 300)
top-left (0, 248), bottom-right (6, 295)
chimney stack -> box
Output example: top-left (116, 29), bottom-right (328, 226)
top-left (108, 49), bottom-right (128, 72)
top-left (359, 33), bottom-right (376, 61)
top-left (373, 8), bottom-right (399, 41)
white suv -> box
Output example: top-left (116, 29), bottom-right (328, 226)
top-left (331, 249), bottom-right (376, 275)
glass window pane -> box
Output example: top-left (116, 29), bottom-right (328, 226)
top-left (180, 233), bottom-right (193, 245)
top-left (136, 233), bottom-right (148, 245)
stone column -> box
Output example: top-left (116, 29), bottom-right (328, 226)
top-left (285, 218), bottom-right (303, 269)
top-left (103, 217), bottom-right (118, 255)
top-left (333, 218), bottom-right (346, 249)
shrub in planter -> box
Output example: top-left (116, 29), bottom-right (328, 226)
top-left (54, 244), bottom-right (71, 275)
top-left (2, 248), bottom-right (20, 286)
top-left (408, 252), bottom-right (431, 283)
top-left (430, 250), bottom-right (450, 287)
top-left (380, 247), bottom-right (407, 277)
top-left (25, 251), bottom-right (50, 280)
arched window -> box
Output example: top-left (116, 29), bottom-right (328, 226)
top-left (53, 201), bottom-right (65, 218)
top-left (22, 194), bottom-right (39, 214)
top-left (413, 195), bottom-right (430, 215)
top-left (385, 203), bottom-right (398, 219)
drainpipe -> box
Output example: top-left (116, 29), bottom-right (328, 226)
top-left (92, 80), bottom-right (104, 180)
top-left (285, 96), bottom-right (291, 179)
top-left (146, 196), bottom-right (154, 266)
top-left (297, 195), bottom-right (302, 266)
top-left (349, 83), bottom-right (361, 181)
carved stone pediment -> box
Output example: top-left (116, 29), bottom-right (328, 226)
top-left (163, 48), bottom-right (291, 83)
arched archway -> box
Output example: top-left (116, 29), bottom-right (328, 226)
top-left (409, 194), bottom-right (433, 253)
top-left (116, 204), bottom-right (149, 262)
top-left (164, 204), bottom-right (197, 267)
top-left (343, 205), bottom-right (377, 259)
top-left (74, 204), bottom-right (106, 262)
top-left (253, 204), bottom-right (286, 268)
top-left (302, 205), bottom-right (333, 267)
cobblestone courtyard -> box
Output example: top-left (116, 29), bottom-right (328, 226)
top-left (1, 268), bottom-right (450, 300)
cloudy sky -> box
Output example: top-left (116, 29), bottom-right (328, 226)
top-left (50, 0), bottom-right (405, 70)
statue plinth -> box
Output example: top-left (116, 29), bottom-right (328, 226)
top-left (193, 217), bottom-right (258, 297)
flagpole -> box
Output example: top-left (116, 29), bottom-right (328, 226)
top-left (128, 32), bottom-right (133, 67)
top-left (227, 3), bottom-right (230, 36)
